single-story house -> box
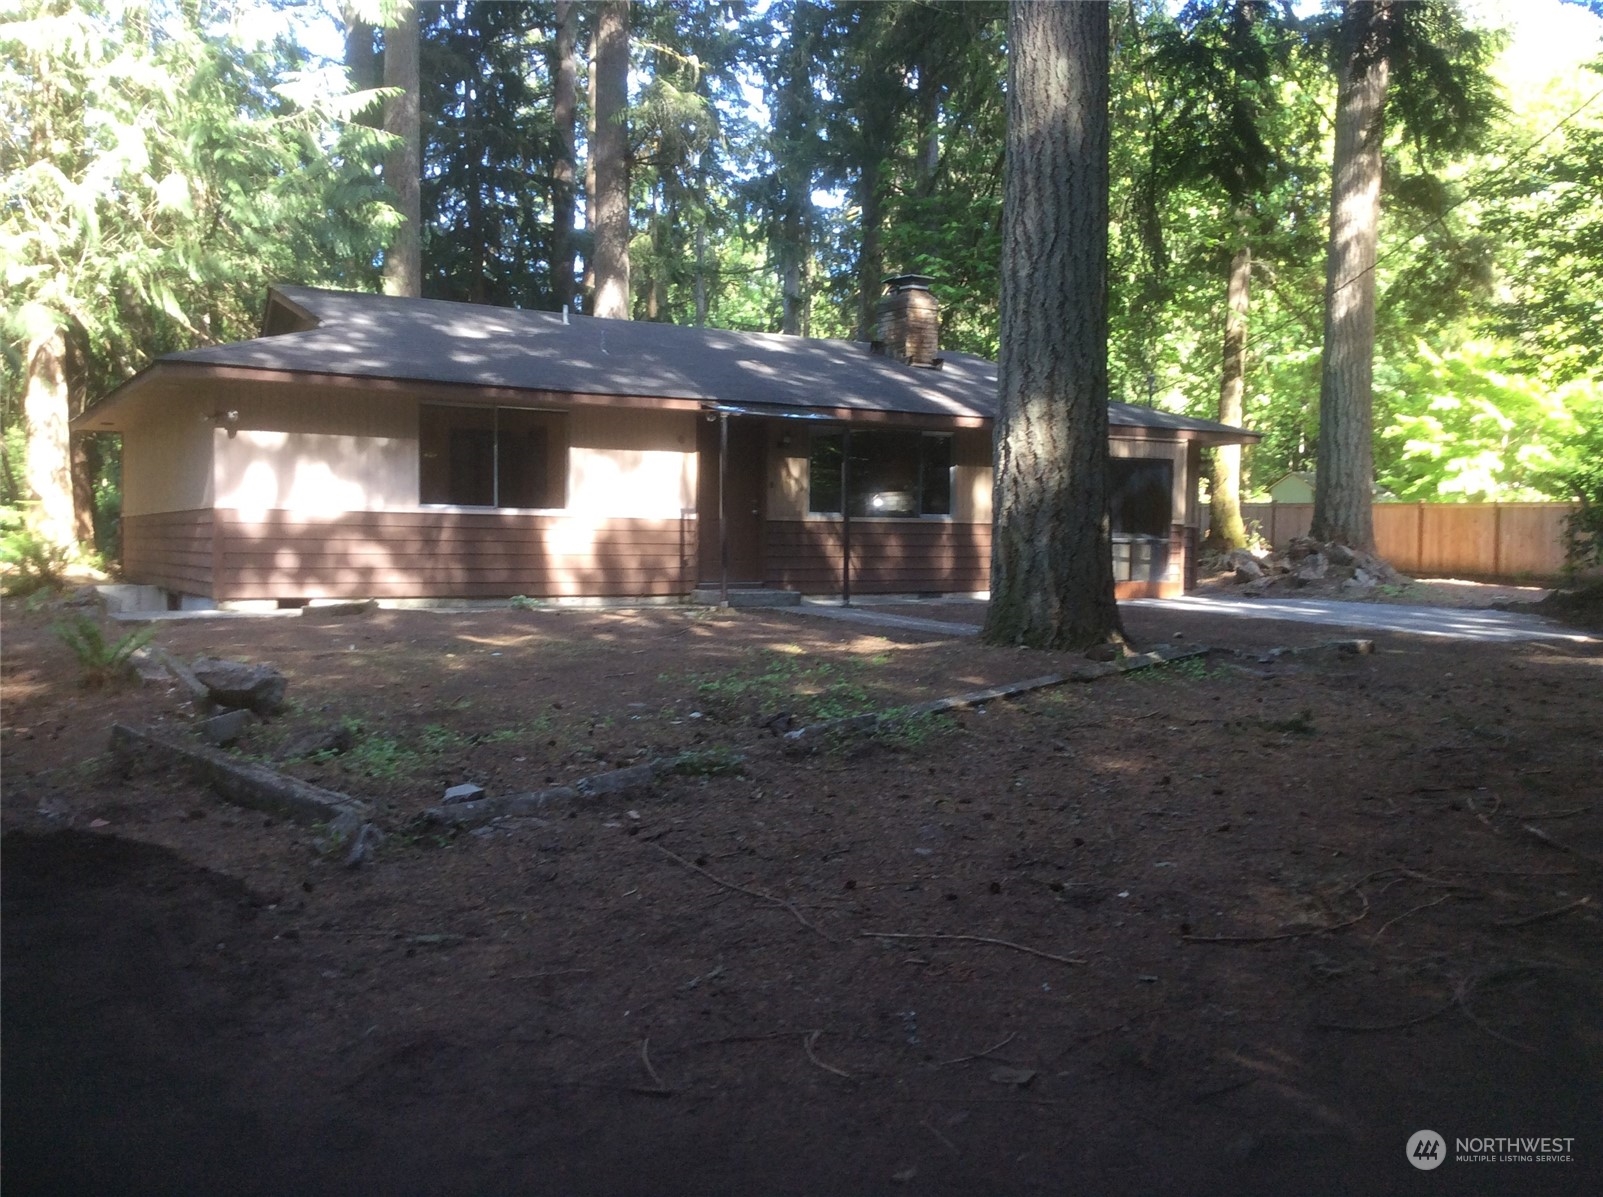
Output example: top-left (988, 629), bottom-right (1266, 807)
top-left (1264, 470), bottom-right (1318, 505)
top-left (74, 279), bottom-right (1258, 607)
top-left (1262, 471), bottom-right (1396, 505)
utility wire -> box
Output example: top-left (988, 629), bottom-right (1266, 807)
top-left (1245, 79), bottom-right (1603, 352)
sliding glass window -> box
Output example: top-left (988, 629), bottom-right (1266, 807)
top-left (419, 405), bottom-right (567, 509)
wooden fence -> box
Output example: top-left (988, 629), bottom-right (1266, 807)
top-left (1214, 502), bottom-right (1590, 582)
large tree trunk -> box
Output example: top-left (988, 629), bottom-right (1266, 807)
top-left (591, 0), bottom-right (631, 320)
top-left (694, 153), bottom-right (710, 327)
top-left (341, 5), bottom-right (379, 97)
top-left (983, 1), bottom-right (1121, 652)
top-left (551, 0), bottom-right (578, 310)
top-left (1205, 240), bottom-right (1252, 551)
top-left (23, 326), bottom-right (75, 552)
top-left (381, 0), bottom-right (423, 298)
top-left (70, 432), bottom-right (99, 547)
top-left (583, 22), bottom-right (597, 307)
top-left (773, 4), bottom-right (815, 336)
top-left (1312, 0), bottom-right (1390, 551)
top-left (855, 154), bottom-right (883, 341)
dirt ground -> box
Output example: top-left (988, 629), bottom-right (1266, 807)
top-left (3, 586), bottom-right (1600, 1196)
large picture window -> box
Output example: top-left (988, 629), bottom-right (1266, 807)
top-left (419, 405), bottom-right (567, 508)
top-left (808, 429), bottom-right (953, 518)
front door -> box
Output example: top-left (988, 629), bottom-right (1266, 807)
top-left (697, 416), bottom-right (765, 585)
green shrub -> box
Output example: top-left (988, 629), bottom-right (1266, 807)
top-left (1, 508), bottom-right (72, 597)
top-left (52, 614), bottom-right (153, 687)
top-left (1559, 462), bottom-right (1603, 579)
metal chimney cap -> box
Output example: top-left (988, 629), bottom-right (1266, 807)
top-left (882, 273), bottom-right (935, 292)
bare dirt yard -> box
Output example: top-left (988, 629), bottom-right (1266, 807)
top-left (3, 588), bottom-right (1600, 1196)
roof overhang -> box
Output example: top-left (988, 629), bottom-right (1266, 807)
top-left (74, 361), bottom-right (997, 434)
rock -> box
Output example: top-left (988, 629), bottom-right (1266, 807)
top-left (130, 647), bottom-right (172, 685)
top-left (343, 822), bottom-right (384, 868)
top-left (1333, 638), bottom-right (1374, 655)
top-left (1324, 543), bottom-right (1356, 567)
top-left (280, 723), bottom-right (356, 760)
top-left (442, 782), bottom-right (486, 805)
top-left (301, 599), bottom-right (378, 620)
top-left (1228, 550), bottom-right (1265, 582)
top-left (1287, 536), bottom-right (1320, 562)
top-left (197, 708), bottom-right (255, 747)
top-left (1293, 554), bottom-right (1328, 582)
top-left (1342, 567), bottom-right (1378, 592)
top-left (190, 657), bottom-right (287, 715)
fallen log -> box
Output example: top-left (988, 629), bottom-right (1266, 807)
top-left (780, 644), bottom-right (1209, 752)
top-left (109, 724), bottom-right (374, 862)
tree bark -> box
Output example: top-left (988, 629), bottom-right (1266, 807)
top-left (381, 0), bottom-right (423, 298)
top-left (591, 0), bottom-right (631, 320)
top-left (694, 153), bottom-right (709, 327)
top-left (773, 4), bottom-right (815, 336)
top-left (855, 154), bottom-right (883, 341)
top-left (1205, 240), bottom-right (1252, 551)
top-left (583, 22), bottom-right (597, 306)
top-left (551, 0), bottom-right (579, 310)
top-left (70, 431), bottom-right (99, 547)
top-left (23, 326), bottom-right (75, 551)
top-left (1312, 0), bottom-right (1390, 551)
top-left (983, 1), bottom-right (1121, 651)
top-left (341, 5), bottom-right (379, 97)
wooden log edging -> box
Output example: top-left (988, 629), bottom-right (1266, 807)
top-left (417, 645), bottom-right (1210, 825)
top-left (415, 756), bottom-right (701, 830)
top-left (780, 644), bottom-right (1209, 753)
top-left (109, 723), bottom-right (375, 861)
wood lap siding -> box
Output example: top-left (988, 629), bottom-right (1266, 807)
top-left (122, 510), bottom-right (214, 596)
top-left (766, 521), bottom-right (991, 593)
top-left (211, 510), bottom-right (692, 600)
top-left (766, 520), bottom-right (1186, 597)
top-left (124, 510), bottom-right (1192, 601)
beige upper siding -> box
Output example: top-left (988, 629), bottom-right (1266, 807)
top-left (126, 378), bottom-right (697, 519)
top-left (121, 394), bottom-right (214, 516)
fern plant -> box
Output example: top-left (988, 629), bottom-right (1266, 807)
top-left (1, 508), bottom-right (72, 597)
top-left (52, 615), bottom-right (154, 687)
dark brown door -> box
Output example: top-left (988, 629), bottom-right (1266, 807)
top-left (697, 416), bottom-right (765, 584)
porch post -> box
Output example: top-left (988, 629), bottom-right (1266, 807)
top-left (719, 410), bottom-right (730, 607)
top-left (841, 426), bottom-right (852, 606)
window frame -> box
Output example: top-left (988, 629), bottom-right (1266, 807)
top-left (418, 402), bottom-right (569, 511)
top-left (805, 426), bottom-right (956, 520)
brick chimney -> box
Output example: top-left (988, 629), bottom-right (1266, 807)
top-left (876, 274), bottom-right (941, 367)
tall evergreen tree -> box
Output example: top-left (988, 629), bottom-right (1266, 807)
top-left (551, 0), bottom-right (580, 311)
top-left (984, 0), bottom-right (1121, 650)
top-left (381, 0), bottom-right (422, 298)
top-left (419, 2), bottom-right (553, 308)
top-left (1311, 0), bottom-right (1499, 548)
top-left (591, 0), bottom-right (631, 319)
